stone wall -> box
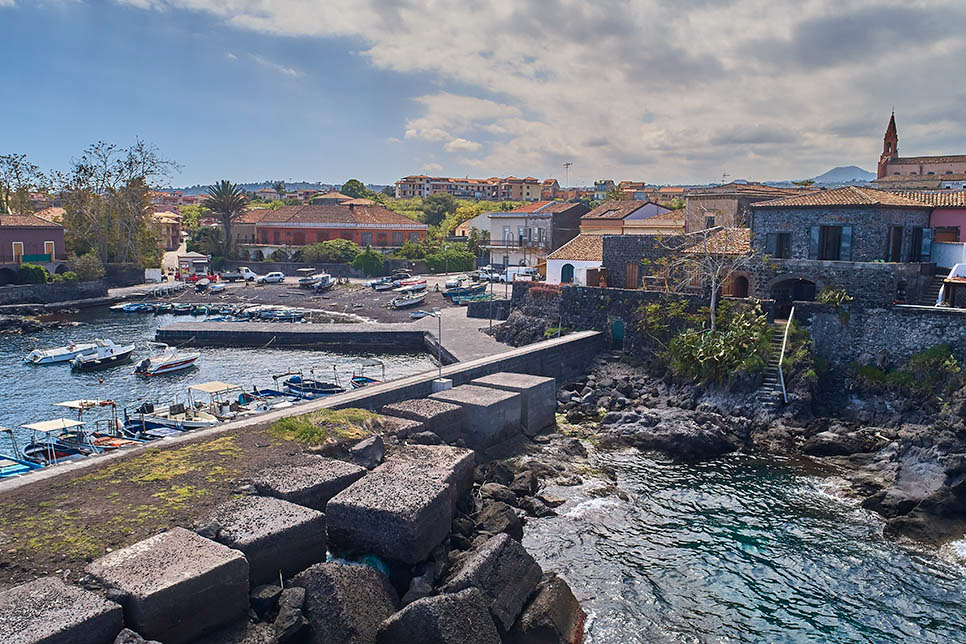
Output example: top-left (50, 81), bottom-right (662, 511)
top-left (466, 298), bottom-right (510, 321)
top-left (797, 302), bottom-right (966, 367)
top-left (0, 280), bottom-right (107, 306)
top-left (104, 264), bottom-right (145, 287)
top-left (601, 234), bottom-right (690, 289)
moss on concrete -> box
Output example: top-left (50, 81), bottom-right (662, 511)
top-left (268, 408), bottom-right (380, 446)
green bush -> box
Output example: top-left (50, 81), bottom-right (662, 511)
top-left (60, 271), bottom-right (78, 282)
top-left (301, 239), bottom-right (361, 264)
top-left (68, 253), bottom-right (105, 281)
top-left (270, 249), bottom-right (289, 262)
top-left (17, 263), bottom-right (48, 284)
top-left (351, 248), bottom-right (385, 277)
top-left (854, 344), bottom-right (962, 397)
top-left (817, 286), bottom-right (853, 307)
top-left (424, 246), bottom-right (475, 273)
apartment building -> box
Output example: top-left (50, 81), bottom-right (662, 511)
top-left (394, 175), bottom-right (556, 201)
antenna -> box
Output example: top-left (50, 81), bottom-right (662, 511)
top-left (563, 162), bottom-right (573, 190)
top-left (721, 173), bottom-right (730, 185)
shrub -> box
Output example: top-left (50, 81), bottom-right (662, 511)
top-left (60, 271), bottom-right (78, 282)
top-left (17, 263), bottom-right (48, 284)
top-left (530, 285), bottom-right (562, 298)
top-left (424, 247), bottom-right (475, 273)
top-left (816, 287), bottom-right (853, 307)
top-left (854, 344), bottom-right (962, 398)
top-left (301, 239), bottom-right (361, 264)
top-left (270, 249), bottom-right (289, 262)
top-left (68, 253), bottom-right (105, 281)
top-left (351, 248), bottom-right (385, 277)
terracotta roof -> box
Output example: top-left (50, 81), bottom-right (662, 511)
top-left (682, 227), bottom-right (751, 255)
top-left (342, 198), bottom-right (375, 206)
top-left (508, 201), bottom-right (555, 213)
top-left (751, 186), bottom-right (932, 209)
top-left (689, 183), bottom-right (804, 198)
top-left (236, 209), bottom-right (273, 224)
top-left (312, 191), bottom-right (352, 201)
top-left (0, 212), bottom-right (62, 228)
top-left (582, 200), bottom-right (647, 220)
top-left (648, 210), bottom-right (686, 223)
top-left (542, 179), bottom-right (558, 185)
top-left (891, 191), bottom-right (966, 207)
top-left (256, 204), bottom-right (427, 228)
top-left (547, 234), bottom-right (603, 261)
top-left (33, 207), bottom-right (65, 224)
top-left (890, 155), bottom-right (966, 165)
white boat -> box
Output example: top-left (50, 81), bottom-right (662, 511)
top-left (24, 340), bottom-right (98, 365)
top-left (445, 275), bottom-right (469, 289)
top-left (133, 402), bottom-right (218, 430)
top-left (391, 292), bottom-right (427, 309)
top-left (134, 343), bottom-right (200, 376)
top-left (209, 283), bottom-right (226, 293)
top-left (70, 339), bottom-right (136, 371)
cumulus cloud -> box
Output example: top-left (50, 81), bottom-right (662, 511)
top-left (444, 138), bottom-right (483, 152)
top-left (112, 0), bottom-right (966, 182)
top-left (421, 162), bottom-right (443, 172)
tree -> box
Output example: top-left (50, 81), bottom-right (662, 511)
top-left (667, 196), bottom-right (685, 210)
top-left (272, 180), bottom-right (286, 199)
top-left (422, 192), bottom-right (458, 226)
top-left (380, 185), bottom-right (395, 197)
top-left (605, 185), bottom-right (627, 201)
top-left (202, 180), bottom-right (248, 257)
top-left (0, 154), bottom-right (47, 215)
top-left (793, 179), bottom-right (815, 187)
top-left (657, 227), bottom-right (761, 332)
top-left (68, 253), bottom-right (105, 281)
top-left (466, 227), bottom-right (490, 257)
top-left (186, 227), bottom-right (224, 257)
top-left (352, 248), bottom-right (385, 276)
top-left (179, 204), bottom-right (209, 232)
top-left (341, 179), bottom-right (368, 199)
top-left (301, 239), bottom-right (361, 263)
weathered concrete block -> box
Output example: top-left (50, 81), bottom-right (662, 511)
top-left (443, 533), bottom-right (543, 631)
top-left (507, 573), bottom-right (586, 644)
top-left (205, 496), bottom-right (326, 587)
top-left (376, 588), bottom-right (500, 644)
top-left (429, 385), bottom-right (522, 448)
top-left (471, 373), bottom-right (556, 437)
top-left (0, 576), bottom-right (123, 644)
top-left (292, 563), bottom-right (398, 644)
top-left (253, 456), bottom-right (366, 511)
top-left (85, 527), bottom-right (248, 644)
top-left (327, 446), bottom-right (475, 564)
top-left (381, 398), bottom-right (465, 443)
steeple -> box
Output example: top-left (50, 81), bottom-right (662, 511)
top-left (878, 110), bottom-right (899, 179)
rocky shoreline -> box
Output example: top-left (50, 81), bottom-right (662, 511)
top-left (0, 312), bottom-right (83, 335)
top-left (555, 351), bottom-right (966, 546)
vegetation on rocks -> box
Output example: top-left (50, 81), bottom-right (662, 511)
top-left (854, 344), bottom-right (962, 400)
top-left (269, 409), bottom-right (381, 446)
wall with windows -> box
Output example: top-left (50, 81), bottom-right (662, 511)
top-left (751, 206), bottom-right (931, 263)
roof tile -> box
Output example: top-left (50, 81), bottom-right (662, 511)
top-left (547, 234), bottom-right (603, 261)
top-left (751, 186), bottom-right (931, 209)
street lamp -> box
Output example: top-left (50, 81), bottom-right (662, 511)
top-left (419, 308), bottom-right (443, 381)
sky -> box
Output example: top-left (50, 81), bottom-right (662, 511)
top-left (2, 0), bottom-right (965, 188)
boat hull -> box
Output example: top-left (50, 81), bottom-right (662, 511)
top-left (71, 346), bottom-right (135, 371)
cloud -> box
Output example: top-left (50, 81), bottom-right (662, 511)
top-left (112, 0), bottom-right (966, 182)
top-left (444, 138), bottom-right (482, 152)
top-left (250, 53), bottom-right (303, 78)
top-left (385, 137), bottom-right (402, 144)
top-left (225, 51), bottom-right (238, 61)
top-left (421, 162), bottom-right (443, 173)
top-left (0, 0), bottom-right (16, 6)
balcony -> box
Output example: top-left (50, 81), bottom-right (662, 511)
top-left (486, 239), bottom-right (550, 251)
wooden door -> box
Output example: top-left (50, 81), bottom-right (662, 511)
top-left (12, 242), bottom-right (23, 264)
top-left (625, 262), bottom-right (639, 289)
top-left (44, 241), bottom-right (55, 260)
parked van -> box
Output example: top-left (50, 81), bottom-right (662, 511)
top-left (498, 266), bottom-right (540, 283)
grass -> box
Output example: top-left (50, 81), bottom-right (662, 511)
top-left (268, 408), bottom-right (381, 446)
top-left (72, 436), bottom-right (241, 485)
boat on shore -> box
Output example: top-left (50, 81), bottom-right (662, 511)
top-left (209, 283), bottom-right (226, 294)
top-left (23, 340), bottom-right (99, 365)
top-left (195, 278), bottom-right (211, 293)
top-left (373, 280), bottom-right (397, 292)
top-left (391, 292), bottom-right (427, 309)
top-left (134, 343), bottom-right (200, 376)
top-left (70, 339), bottom-right (135, 371)
top-left (444, 282), bottom-right (487, 300)
top-left (314, 273), bottom-right (336, 293)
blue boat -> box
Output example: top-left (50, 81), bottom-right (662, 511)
top-left (443, 282), bottom-right (487, 300)
top-left (274, 370), bottom-right (345, 398)
top-left (122, 302), bottom-right (154, 313)
top-left (0, 428), bottom-right (44, 478)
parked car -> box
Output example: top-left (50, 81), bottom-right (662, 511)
top-left (256, 271), bottom-right (286, 284)
top-left (498, 267), bottom-right (539, 283)
top-left (222, 266), bottom-right (258, 282)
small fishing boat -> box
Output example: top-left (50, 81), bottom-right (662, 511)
top-left (134, 343), bottom-right (200, 376)
top-left (444, 282), bottom-right (487, 300)
top-left (126, 401), bottom-right (218, 430)
top-left (373, 280), bottom-right (397, 292)
top-left (391, 292), bottom-right (427, 309)
top-left (70, 339), bottom-right (136, 371)
top-left (23, 340), bottom-right (98, 365)
top-left (188, 381), bottom-right (250, 421)
top-left (394, 282), bottom-right (427, 294)
top-left (194, 278), bottom-right (211, 293)
top-left (444, 274), bottom-right (470, 289)
top-left (297, 268), bottom-right (322, 289)
top-left (209, 283), bottom-right (226, 293)
top-left (172, 303), bottom-right (193, 315)
top-left (275, 311), bottom-right (305, 322)
top-left (191, 304), bottom-right (210, 315)
top-left (50, 399), bottom-right (142, 451)
top-left (410, 310), bottom-right (429, 320)
top-left (20, 418), bottom-right (94, 464)
top-left (0, 428), bottom-right (44, 478)
top-left (153, 302), bottom-right (173, 315)
top-left (274, 370), bottom-right (345, 398)
top-left (366, 276), bottom-right (390, 288)
top-left (350, 359), bottom-right (385, 389)
top-left (122, 302), bottom-right (155, 313)
top-left (314, 273), bottom-right (336, 293)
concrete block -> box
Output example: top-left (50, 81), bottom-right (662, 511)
top-left (376, 588), bottom-right (500, 644)
top-left (471, 372), bottom-right (556, 436)
top-left (326, 446), bottom-right (475, 564)
top-left (442, 533), bottom-right (543, 631)
top-left (253, 456), bottom-right (366, 511)
top-left (205, 496), bottom-right (326, 587)
top-left (292, 563), bottom-right (398, 644)
top-left (431, 378), bottom-right (453, 393)
top-left (381, 399), bottom-right (465, 443)
top-left (429, 385), bottom-right (522, 448)
top-left (0, 576), bottom-right (123, 644)
top-left (85, 527), bottom-right (249, 644)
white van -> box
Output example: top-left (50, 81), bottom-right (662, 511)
top-left (498, 266), bottom-right (539, 283)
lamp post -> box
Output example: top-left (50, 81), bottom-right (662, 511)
top-left (419, 309), bottom-right (443, 381)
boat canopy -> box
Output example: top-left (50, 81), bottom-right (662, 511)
top-left (296, 268), bottom-right (317, 274)
top-left (22, 418), bottom-right (85, 432)
top-left (358, 358), bottom-right (384, 368)
top-left (189, 381), bottom-right (241, 395)
top-left (53, 399), bottom-right (114, 410)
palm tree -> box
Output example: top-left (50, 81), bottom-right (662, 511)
top-left (203, 180), bottom-right (247, 257)
top-left (605, 185), bottom-right (626, 202)
top-left (272, 180), bottom-right (285, 199)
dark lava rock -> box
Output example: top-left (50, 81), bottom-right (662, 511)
top-left (517, 496), bottom-right (556, 518)
top-left (250, 584), bottom-right (282, 617)
top-left (291, 563), bottom-right (399, 644)
top-left (506, 573), bottom-right (586, 644)
top-left (410, 431), bottom-right (443, 445)
top-left (476, 461), bottom-right (515, 486)
top-left (560, 438), bottom-right (588, 458)
top-left (376, 588), bottom-right (500, 644)
top-left (476, 500), bottom-right (524, 541)
top-left (115, 629), bottom-right (162, 644)
top-left (349, 435), bottom-right (385, 469)
top-left (442, 533), bottom-right (543, 632)
top-left (803, 428), bottom-right (883, 457)
top-left (480, 482), bottom-right (518, 505)
top-left (510, 470), bottom-right (539, 496)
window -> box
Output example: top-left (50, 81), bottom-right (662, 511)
top-left (273, 230), bottom-right (280, 244)
top-left (409, 232), bottom-right (419, 242)
top-left (705, 215), bottom-right (715, 229)
top-left (293, 231), bottom-right (305, 245)
top-left (361, 232), bottom-right (373, 247)
top-left (909, 227), bottom-right (931, 262)
top-left (392, 231), bottom-right (403, 245)
top-left (809, 225), bottom-right (851, 261)
top-left (766, 232), bottom-right (792, 259)
top-left (341, 232), bottom-right (354, 241)
top-left (934, 226), bottom-right (960, 242)
top-left (888, 226), bottom-right (903, 262)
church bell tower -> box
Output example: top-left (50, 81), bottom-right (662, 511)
top-left (878, 111), bottom-right (898, 179)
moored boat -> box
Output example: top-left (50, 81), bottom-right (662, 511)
top-left (134, 343), bottom-right (200, 376)
top-left (350, 359), bottom-right (385, 389)
top-left (23, 340), bottom-right (98, 365)
top-left (122, 302), bottom-right (155, 313)
top-left (0, 428), bottom-right (44, 478)
top-left (172, 303), bottom-right (193, 315)
top-left (20, 418), bottom-right (94, 464)
top-left (153, 302), bottom-right (173, 315)
top-left (125, 401), bottom-right (218, 430)
top-left (70, 339), bottom-right (136, 371)
top-left (274, 370), bottom-right (345, 398)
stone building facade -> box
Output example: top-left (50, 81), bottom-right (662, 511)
top-left (684, 183), bottom-right (804, 233)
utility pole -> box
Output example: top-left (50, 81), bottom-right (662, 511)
top-left (563, 162), bottom-right (573, 192)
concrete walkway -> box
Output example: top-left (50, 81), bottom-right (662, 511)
top-left (408, 306), bottom-right (510, 362)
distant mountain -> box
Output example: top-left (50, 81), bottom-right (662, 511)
top-left (809, 166), bottom-right (875, 184)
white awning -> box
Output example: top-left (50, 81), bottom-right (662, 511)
top-left (22, 419), bottom-right (85, 432)
top-left (189, 381), bottom-right (240, 394)
top-left (53, 400), bottom-right (113, 410)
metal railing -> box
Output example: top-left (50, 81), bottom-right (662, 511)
top-left (778, 306), bottom-right (795, 404)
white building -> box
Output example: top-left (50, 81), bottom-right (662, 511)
top-left (545, 234), bottom-right (603, 285)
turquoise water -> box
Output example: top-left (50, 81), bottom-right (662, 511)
top-left (523, 451), bottom-right (966, 644)
top-left (0, 309), bottom-right (436, 448)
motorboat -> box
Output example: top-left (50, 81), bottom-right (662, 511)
top-left (391, 292), bottom-right (427, 309)
top-left (0, 428), bottom-right (44, 478)
top-left (350, 359), bottom-right (385, 389)
top-left (274, 370), bottom-right (345, 398)
top-left (444, 275), bottom-right (470, 289)
top-left (209, 283), bottom-right (226, 294)
top-left (122, 302), bottom-right (154, 313)
top-left (297, 268), bottom-right (322, 289)
top-left (410, 310), bottom-right (429, 320)
top-left (373, 280), bottom-right (397, 292)
top-left (195, 278), bottom-right (211, 293)
top-left (394, 281), bottom-right (426, 293)
top-left (49, 400), bottom-right (143, 451)
top-left (125, 401), bottom-right (218, 430)
top-left (188, 381), bottom-right (250, 421)
top-left (366, 276), bottom-right (390, 288)
top-left (314, 273), bottom-right (336, 293)
top-left (153, 302), bottom-right (173, 315)
top-left (20, 418), bottom-right (95, 464)
top-left (400, 277), bottom-right (425, 286)
top-left (70, 339), bottom-right (136, 371)
top-left (171, 303), bottom-right (193, 315)
top-left (23, 340), bottom-right (98, 365)
top-left (134, 343), bottom-right (200, 376)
